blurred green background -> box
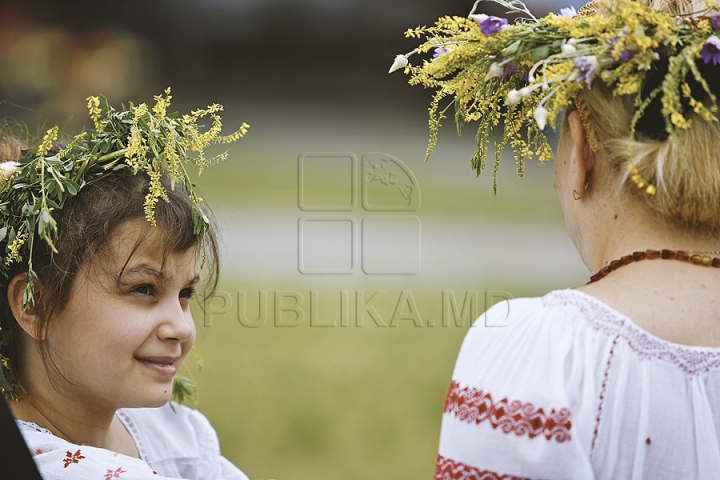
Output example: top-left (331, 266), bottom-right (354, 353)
top-left (1, 0), bottom-right (587, 478)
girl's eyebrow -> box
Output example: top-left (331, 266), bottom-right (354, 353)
top-left (122, 265), bottom-right (200, 285)
top-left (122, 266), bottom-right (165, 282)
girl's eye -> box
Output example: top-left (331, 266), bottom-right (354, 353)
top-left (180, 287), bottom-right (195, 299)
top-left (133, 284), bottom-right (153, 295)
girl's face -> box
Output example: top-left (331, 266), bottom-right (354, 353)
top-left (46, 218), bottom-right (198, 410)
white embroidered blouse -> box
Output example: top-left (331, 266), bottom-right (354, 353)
top-left (16, 403), bottom-right (250, 480)
top-left (436, 289), bottom-right (720, 480)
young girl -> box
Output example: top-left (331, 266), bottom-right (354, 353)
top-left (0, 92), bottom-right (250, 479)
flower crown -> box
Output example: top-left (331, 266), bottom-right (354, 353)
top-left (0, 88), bottom-right (248, 402)
top-left (390, 0), bottom-right (720, 194)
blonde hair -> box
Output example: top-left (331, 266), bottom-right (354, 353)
top-left (574, 0), bottom-right (720, 232)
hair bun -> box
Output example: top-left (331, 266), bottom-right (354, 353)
top-left (643, 0), bottom-right (705, 15)
top-left (0, 136), bottom-right (24, 163)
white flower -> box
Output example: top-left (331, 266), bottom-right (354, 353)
top-left (568, 38), bottom-right (579, 46)
top-left (559, 6), bottom-right (577, 18)
top-left (506, 90), bottom-right (522, 106)
top-left (388, 54), bottom-right (409, 74)
top-left (561, 43), bottom-right (576, 54)
top-left (534, 106), bottom-right (549, 130)
top-left (0, 161), bottom-right (20, 182)
top-left (519, 87), bottom-right (532, 98)
top-left (485, 62), bottom-right (504, 80)
top-left (500, 24), bottom-right (512, 32)
top-left (469, 14), bottom-right (489, 24)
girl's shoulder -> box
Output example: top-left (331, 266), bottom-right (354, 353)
top-left (117, 403), bottom-right (215, 458)
top-left (16, 404), bottom-right (249, 480)
top-left (16, 417), bottom-right (179, 480)
top-left (117, 403), bottom-right (249, 480)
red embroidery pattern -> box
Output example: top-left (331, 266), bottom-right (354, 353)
top-left (591, 335), bottom-right (619, 454)
top-left (434, 454), bottom-right (530, 480)
top-left (104, 467), bottom-right (126, 479)
top-left (444, 381), bottom-right (572, 442)
top-left (63, 449), bottom-right (85, 468)
top-left (543, 290), bottom-right (720, 375)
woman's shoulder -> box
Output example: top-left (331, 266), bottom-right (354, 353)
top-left (454, 288), bottom-right (615, 379)
top-left (117, 403), bottom-right (249, 480)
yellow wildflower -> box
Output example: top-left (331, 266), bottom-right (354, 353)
top-left (87, 96), bottom-right (103, 131)
top-left (5, 232), bottom-right (27, 265)
top-left (125, 103), bottom-right (150, 172)
top-left (37, 127), bottom-right (59, 157)
top-left (153, 87), bottom-right (173, 118)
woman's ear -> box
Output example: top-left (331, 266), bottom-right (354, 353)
top-left (7, 274), bottom-right (44, 340)
top-left (567, 110), bottom-right (597, 194)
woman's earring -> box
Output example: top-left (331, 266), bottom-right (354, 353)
top-left (573, 183), bottom-right (589, 201)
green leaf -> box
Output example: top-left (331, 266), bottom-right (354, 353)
top-left (532, 45), bottom-right (550, 63)
top-left (65, 179), bottom-right (80, 195)
top-left (505, 39), bottom-right (522, 56)
top-left (576, 43), bottom-right (591, 51)
top-left (0, 227), bottom-right (6, 243)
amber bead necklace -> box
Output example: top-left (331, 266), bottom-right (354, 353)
top-left (588, 249), bottom-right (720, 284)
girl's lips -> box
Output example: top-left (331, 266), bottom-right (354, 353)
top-left (135, 357), bottom-right (177, 377)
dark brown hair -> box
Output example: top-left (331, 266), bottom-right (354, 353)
top-left (0, 137), bottom-right (220, 396)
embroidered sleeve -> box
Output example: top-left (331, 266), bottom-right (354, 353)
top-left (436, 297), bottom-right (596, 479)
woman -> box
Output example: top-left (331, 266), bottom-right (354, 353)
top-left (394, 0), bottom-right (720, 478)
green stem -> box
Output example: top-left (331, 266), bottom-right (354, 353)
top-left (98, 148), bottom-right (128, 163)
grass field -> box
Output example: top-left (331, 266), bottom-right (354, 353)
top-left (178, 99), bottom-right (588, 480)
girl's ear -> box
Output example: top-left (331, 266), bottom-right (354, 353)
top-left (7, 274), bottom-right (45, 340)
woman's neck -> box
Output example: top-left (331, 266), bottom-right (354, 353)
top-left (577, 192), bottom-right (719, 274)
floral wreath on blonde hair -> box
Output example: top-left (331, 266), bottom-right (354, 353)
top-left (390, 0), bottom-right (720, 194)
top-left (0, 88), bottom-right (248, 403)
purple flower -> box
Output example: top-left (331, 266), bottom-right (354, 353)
top-left (501, 63), bottom-right (518, 78)
top-left (608, 30), bottom-right (633, 62)
top-left (479, 16), bottom-right (508, 36)
top-left (574, 55), bottom-right (599, 88)
top-left (618, 50), bottom-right (632, 62)
top-left (711, 13), bottom-right (720, 30)
top-left (433, 47), bottom-right (449, 59)
top-left (701, 36), bottom-right (720, 65)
